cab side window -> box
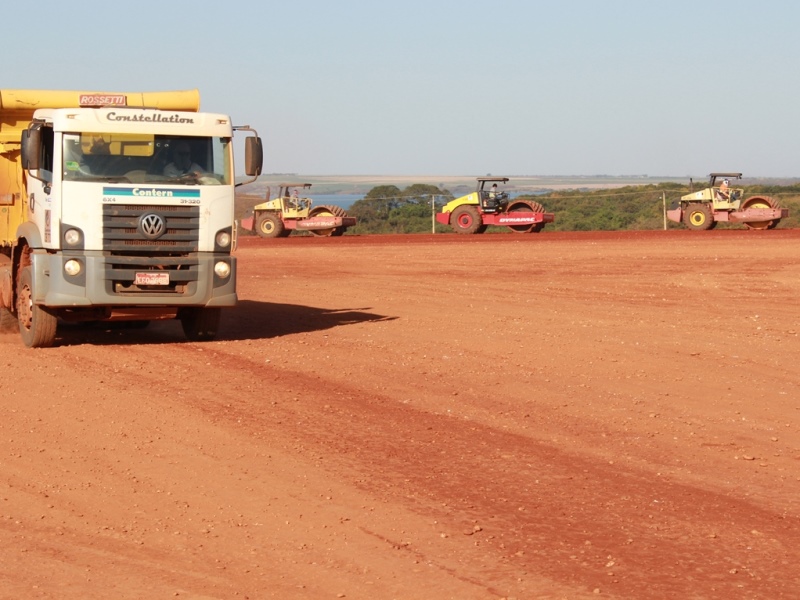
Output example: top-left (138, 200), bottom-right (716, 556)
top-left (39, 126), bottom-right (55, 182)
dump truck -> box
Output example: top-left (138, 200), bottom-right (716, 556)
top-left (0, 89), bottom-right (263, 347)
top-left (436, 177), bottom-right (554, 234)
top-left (240, 183), bottom-right (356, 238)
top-left (667, 172), bottom-right (787, 230)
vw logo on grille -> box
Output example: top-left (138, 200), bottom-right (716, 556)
top-left (139, 213), bottom-right (166, 240)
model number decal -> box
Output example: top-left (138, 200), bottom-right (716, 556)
top-left (103, 186), bottom-right (200, 199)
top-left (180, 198), bottom-right (201, 204)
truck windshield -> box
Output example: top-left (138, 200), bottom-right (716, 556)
top-left (62, 133), bottom-right (232, 185)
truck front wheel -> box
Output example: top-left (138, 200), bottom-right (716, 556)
top-left (17, 266), bottom-right (57, 348)
top-left (179, 307), bottom-right (221, 341)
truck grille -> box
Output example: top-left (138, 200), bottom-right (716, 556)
top-left (102, 204), bottom-right (201, 294)
top-left (103, 204), bottom-right (200, 252)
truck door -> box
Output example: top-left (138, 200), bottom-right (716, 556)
top-left (21, 124), bottom-right (56, 247)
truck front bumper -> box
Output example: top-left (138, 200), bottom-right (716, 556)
top-left (31, 251), bottom-right (237, 308)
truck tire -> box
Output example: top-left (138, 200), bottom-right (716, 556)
top-left (178, 307), bottom-right (221, 341)
top-left (17, 266), bottom-right (57, 348)
top-left (451, 205), bottom-right (483, 234)
top-left (741, 196), bottom-right (781, 230)
top-left (255, 212), bottom-right (285, 238)
top-left (683, 203), bottom-right (714, 231)
top-left (309, 205), bottom-right (349, 237)
top-left (506, 200), bottom-right (546, 233)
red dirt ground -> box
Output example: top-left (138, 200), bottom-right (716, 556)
top-left (2, 229), bottom-right (799, 599)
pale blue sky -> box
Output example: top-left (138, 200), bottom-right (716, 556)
top-left (3, 1), bottom-right (797, 177)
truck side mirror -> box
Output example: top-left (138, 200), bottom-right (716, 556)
top-left (244, 137), bottom-right (263, 177)
top-left (21, 126), bottom-right (42, 170)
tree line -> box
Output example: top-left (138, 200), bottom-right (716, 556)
top-left (347, 184), bottom-right (454, 234)
top-left (345, 182), bottom-right (800, 234)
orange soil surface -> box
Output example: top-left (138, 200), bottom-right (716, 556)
top-left (2, 229), bottom-right (799, 599)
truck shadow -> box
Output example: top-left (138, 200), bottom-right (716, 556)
top-left (220, 300), bottom-right (396, 340)
top-left (51, 300), bottom-right (396, 346)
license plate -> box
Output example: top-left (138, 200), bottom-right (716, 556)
top-left (135, 272), bottom-right (169, 285)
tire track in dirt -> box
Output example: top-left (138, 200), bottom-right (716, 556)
top-left (95, 337), bottom-right (799, 599)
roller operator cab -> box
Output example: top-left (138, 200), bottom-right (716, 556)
top-left (0, 89), bottom-right (263, 347)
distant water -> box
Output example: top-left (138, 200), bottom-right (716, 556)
top-left (308, 194), bottom-right (364, 210)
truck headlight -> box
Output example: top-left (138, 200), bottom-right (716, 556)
top-left (214, 261), bottom-right (231, 278)
top-left (64, 228), bottom-right (82, 246)
top-left (216, 231), bottom-right (231, 248)
top-left (64, 259), bottom-right (82, 276)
